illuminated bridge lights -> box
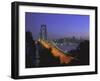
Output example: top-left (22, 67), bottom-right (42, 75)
top-left (38, 39), bottom-right (74, 64)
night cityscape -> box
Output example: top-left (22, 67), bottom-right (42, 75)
top-left (25, 12), bottom-right (89, 68)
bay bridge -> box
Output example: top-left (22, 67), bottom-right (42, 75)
top-left (34, 25), bottom-right (74, 66)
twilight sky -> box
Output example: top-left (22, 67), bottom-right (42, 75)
top-left (25, 12), bottom-right (89, 40)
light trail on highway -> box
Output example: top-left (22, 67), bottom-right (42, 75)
top-left (38, 39), bottom-right (74, 64)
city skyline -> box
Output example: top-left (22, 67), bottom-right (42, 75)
top-left (25, 12), bottom-right (89, 40)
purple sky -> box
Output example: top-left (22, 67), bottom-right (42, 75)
top-left (25, 12), bottom-right (89, 40)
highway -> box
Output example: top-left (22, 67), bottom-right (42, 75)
top-left (38, 39), bottom-right (74, 64)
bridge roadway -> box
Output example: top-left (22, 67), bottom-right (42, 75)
top-left (38, 39), bottom-right (74, 64)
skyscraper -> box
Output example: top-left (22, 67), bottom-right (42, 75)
top-left (40, 25), bottom-right (47, 40)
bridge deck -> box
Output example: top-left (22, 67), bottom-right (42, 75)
top-left (38, 39), bottom-right (74, 64)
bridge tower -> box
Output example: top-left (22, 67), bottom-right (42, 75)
top-left (40, 25), bottom-right (47, 40)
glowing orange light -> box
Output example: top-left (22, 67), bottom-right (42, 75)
top-left (38, 39), bottom-right (74, 64)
